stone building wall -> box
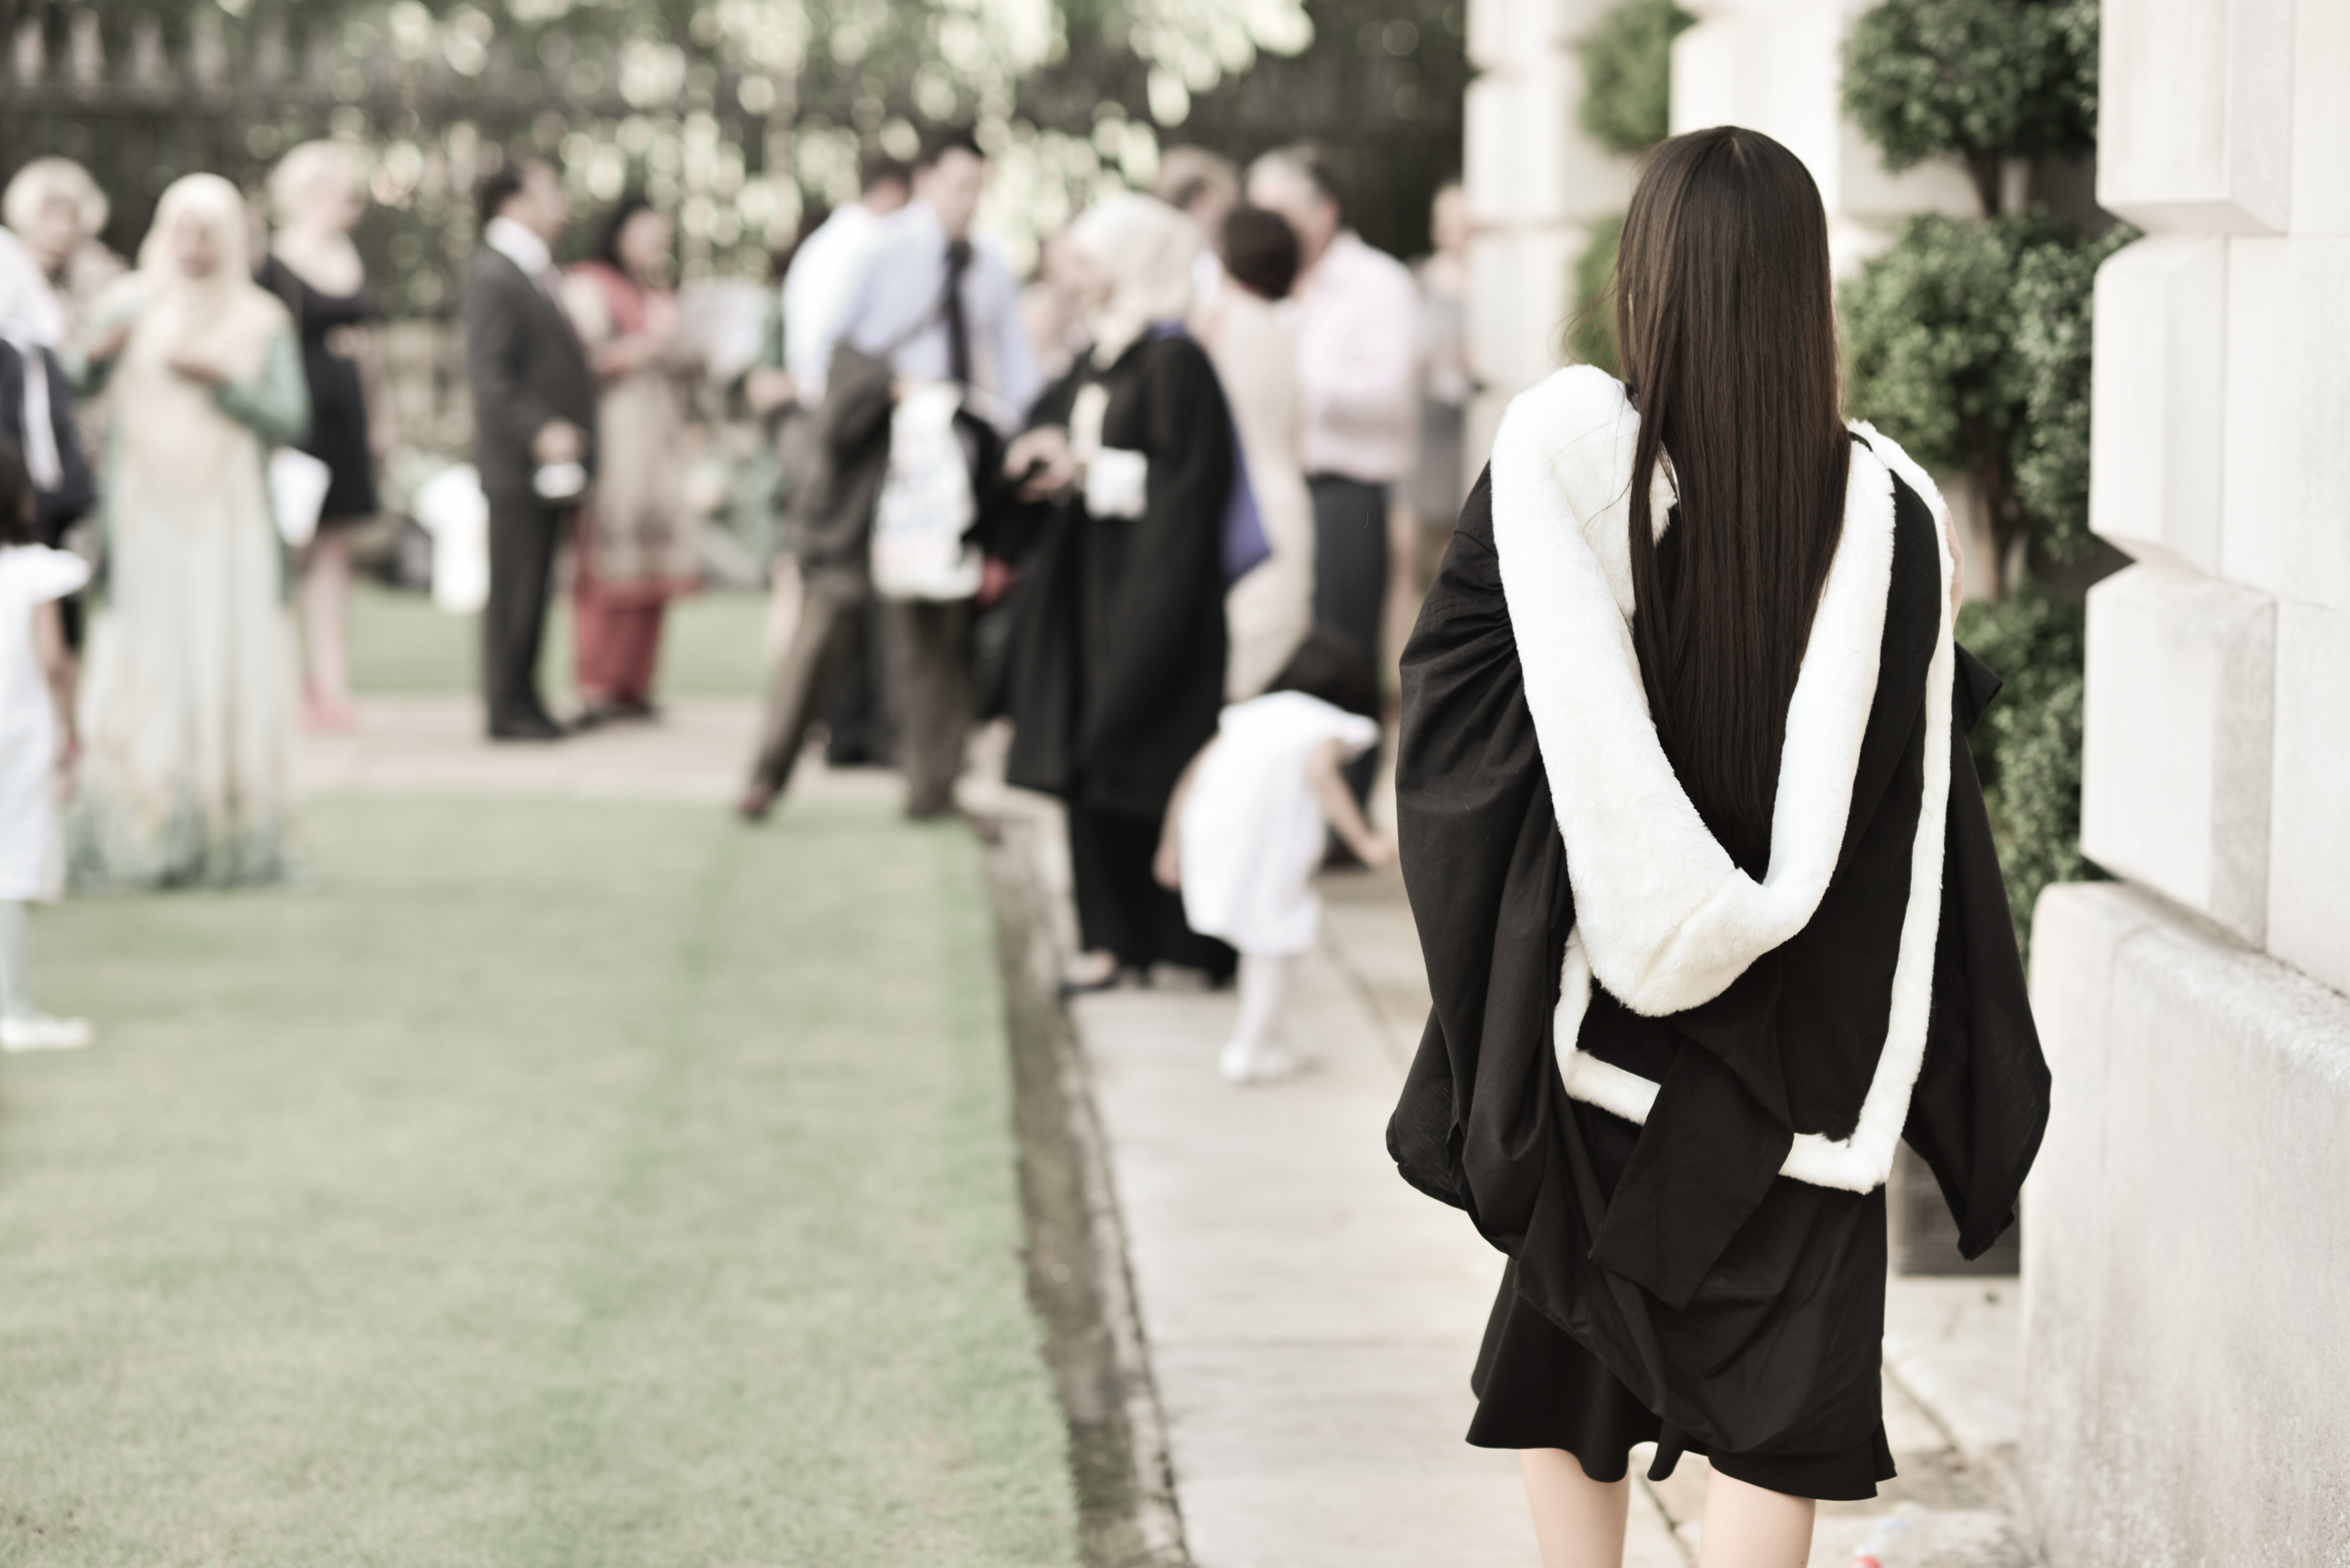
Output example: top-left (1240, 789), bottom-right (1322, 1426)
top-left (2021, 0), bottom-right (2350, 1561)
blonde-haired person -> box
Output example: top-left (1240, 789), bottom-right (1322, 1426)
top-left (2, 158), bottom-right (125, 347)
top-left (5, 158), bottom-right (128, 470)
top-left (995, 192), bottom-right (1239, 990)
top-left (262, 140), bottom-right (386, 733)
top-left (67, 175), bottom-right (310, 888)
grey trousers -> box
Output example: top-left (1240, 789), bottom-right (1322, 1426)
top-left (747, 590), bottom-right (861, 795)
top-left (882, 598), bottom-right (974, 818)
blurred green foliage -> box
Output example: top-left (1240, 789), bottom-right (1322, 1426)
top-left (1564, 0), bottom-right (1686, 375)
top-left (1568, 211), bottom-right (1624, 375)
top-left (1576, 0), bottom-right (1693, 159)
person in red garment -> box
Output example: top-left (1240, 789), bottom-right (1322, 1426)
top-left (563, 196), bottom-right (704, 726)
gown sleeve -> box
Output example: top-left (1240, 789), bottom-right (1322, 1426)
top-left (1387, 465), bottom-right (1577, 1249)
top-left (214, 327), bottom-right (312, 449)
top-left (1075, 340), bottom-right (1231, 766)
top-left (1902, 646), bottom-right (2052, 1258)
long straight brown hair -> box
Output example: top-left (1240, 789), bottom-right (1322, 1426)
top-left (1612, 126), bottom-right (1850, 873)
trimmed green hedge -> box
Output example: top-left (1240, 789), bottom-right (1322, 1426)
top-left (1578, 0), bottom-right (1696, 158)
top-left (1957, 582), bottom-right (2088, 942)
top-left (1568, 213), bottom-right (1627, 376)
top-left (1842, 211), bottom-right (2129, 943)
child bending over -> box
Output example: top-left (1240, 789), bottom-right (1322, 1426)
top-left (1155, 630), bottom-right (1394, 1083)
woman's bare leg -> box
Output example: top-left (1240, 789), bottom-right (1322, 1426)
top-left (1696, 1469), bottom-right (1815, 1568)
top-left (301, 527), bottom-right (357, 722)
top-left (1521, 1449), bottom-right (1630, 1568)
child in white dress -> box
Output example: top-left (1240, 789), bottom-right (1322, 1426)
top-left (0, 438), bottom-right (92, 1050)
top-left (1155, 630), bottom-right (1393, 1083)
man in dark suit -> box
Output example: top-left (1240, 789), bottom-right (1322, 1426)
top-left (462, 160), bottom-right (596, 741)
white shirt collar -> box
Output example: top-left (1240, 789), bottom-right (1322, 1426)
top-left (484, 217), bottom-right (555, 280)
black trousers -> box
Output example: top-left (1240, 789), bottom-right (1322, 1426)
top-left (483, 489), bottom-right (568, 730)
top-left (1307, 473), bottom-right (1391, 802)
top-left (1067, 802), bottom-right (1237, 980)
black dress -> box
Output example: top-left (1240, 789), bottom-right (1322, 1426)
top-left (1387, 448), bottom-right (2047, 1500)
top-left (995, 332), bottom-right (1236, 977)
top-left (259, 254), bottom-right (379, 523)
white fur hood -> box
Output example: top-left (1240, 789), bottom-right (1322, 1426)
top-left (1487, 365), bottom-right (1956, 1193)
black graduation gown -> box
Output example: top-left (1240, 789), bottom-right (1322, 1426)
top-left (998, 332), bottom-right (1232, 823)
top-left (0, 340), bottom-right (96, 542)
top-left (1387, 466), bottom-right (2049, 1491)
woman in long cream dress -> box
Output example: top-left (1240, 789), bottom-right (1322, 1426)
top-left (69, 175), bottom-right (310, 887)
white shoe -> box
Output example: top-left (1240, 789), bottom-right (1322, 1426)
top-left (1, 1012), bottom-right (93, 1052)
top-left (1220, 1040), bottom-right (1303, 1085)
top-left (1218, 1039), bottom-right (1253, 1083)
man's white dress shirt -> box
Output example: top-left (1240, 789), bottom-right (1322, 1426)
top-left (1290, 230), bottom-right (1420, 483)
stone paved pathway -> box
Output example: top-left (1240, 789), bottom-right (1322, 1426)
top-left (1042, 831), bottom-right (2038, 1568)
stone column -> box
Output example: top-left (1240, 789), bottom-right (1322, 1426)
top-left (2020, 0), bottom-right (2350, 1561)
top-left (1459, 0), bottom-right (1631, 479)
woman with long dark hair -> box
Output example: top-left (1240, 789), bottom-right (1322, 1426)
top-left (1387, 128), bottom-right (2049, 1565)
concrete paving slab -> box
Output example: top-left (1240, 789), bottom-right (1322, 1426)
top-left (1883, 1279), bottom-right (2024, 1461)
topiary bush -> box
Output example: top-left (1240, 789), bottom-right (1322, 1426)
top-left (2010, 222), bottom-right (2138, 564)
top-left (1956, 581), bottom-right (2089, 941)
top-left (1579, 0), bottom-right (1697, 158)
top-left (1841, 0), bottom-right (2099, 215)
top-left (1842, 212), bottom-right (2054, 586)
top-left (1839, 0), bottom-right (2120, 951)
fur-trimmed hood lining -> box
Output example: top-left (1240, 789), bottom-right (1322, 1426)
top-left (1487, 366), bottom-right (1954, 1194)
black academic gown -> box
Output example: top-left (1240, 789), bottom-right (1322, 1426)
top-left (0, 340), bottom-right (96, 542)
top-left (1387, 465), bottom-right (2049, 1485)
top-left (998, 331), bottom-right (1232, 822)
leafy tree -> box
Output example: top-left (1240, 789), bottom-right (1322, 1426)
top-left (1578, 0), bottom-right (1693, 158)
top-left (1841, 0), bottom-right (2098, 216)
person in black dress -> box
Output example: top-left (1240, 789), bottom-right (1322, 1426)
top-left (995, 194), bottom-right (1238, 988)
top-left (263, 142), bottom-right (385, 733)
top-left (1386, 128), bottom-right (2049, 1566)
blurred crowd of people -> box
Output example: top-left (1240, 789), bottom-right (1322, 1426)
top-left (731, 132), bottom-right (1471, 1078)
top-left (0, 129), bottom-right (1472, 1077)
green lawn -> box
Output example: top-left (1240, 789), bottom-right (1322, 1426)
top-left (350, 582), bottom-right (773, 698)
top-left (0, 796), bottom-right (1076, 1566)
